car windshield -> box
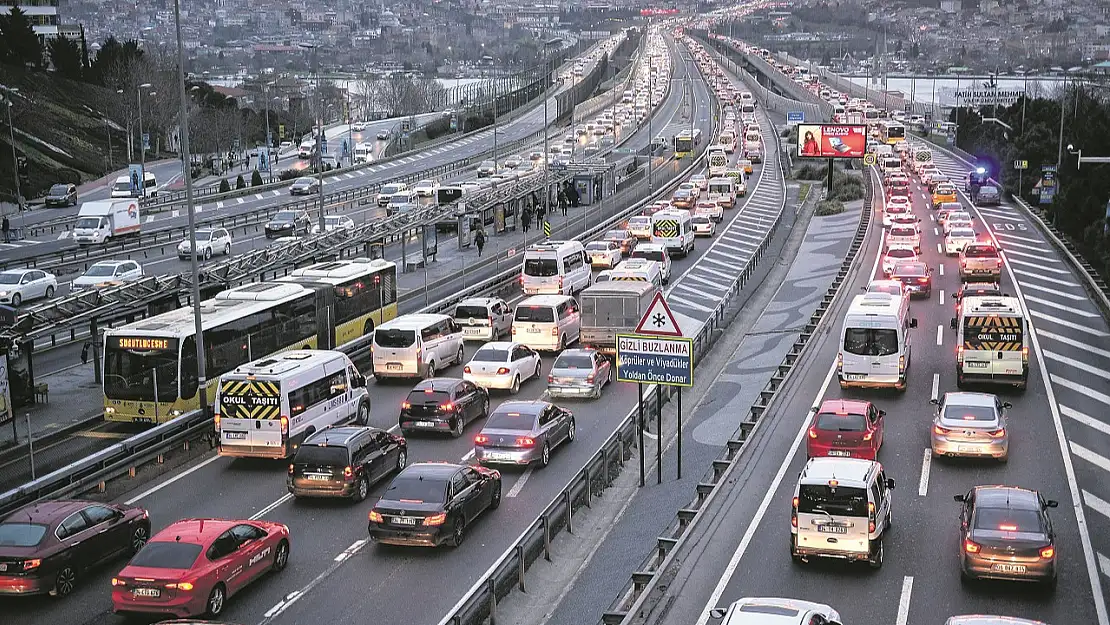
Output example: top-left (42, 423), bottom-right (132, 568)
top-left (374, 328), bottom-right (416, 348)
top-left (473, 348), bottom-right (509, 362)
top-left (384, 475), bottom-right (447, 503)
top-left (75, 217), bottom-right (103, 229)
top-left (963, 245), bottom-right (998, 258)
top-left (554, 354), bottom-right (593, 369)
top-left (112, 180), bottom-right (131, 192)
top-left (84, 265), bottom-right (118, 277)
top-left (895, 264), bottom-right (927, 277)
top-left (129, 541), bottom-right (203, 569)
top-left (381, 185), bottom-right (402, 194)
top-left (868, 283), bottom-right (901, 295)
top-left (485, 410), bottom-right (537, 430)
top-left (943, 403), bottom-right (996, 423)
top-left (887, 248), bottom-right (915, 259)
top-left (454, 305), bottom-right (489, 319)
top-left (523, 259), bottom-right (559, 277)
top-left (815, 411), bottom-right (868, 431)
top-left (632, 249), bottom-right (665, 263)
top-left (0, 273), bottom-right (22, 284)
top-left (49, 184), bottom-right (69, 194)
top-left (515, 306), bottom-right (555, 323)
top-left (274, 211), bottom-right (297, 221)
top-left (843, 328), bottom-right (899, 357)
top-left (0, 522), bottom-right (47, 547)
top-left (586, 242), bottom-right (611, 252)
top-left (325, 217), bottom-right (343, 225)
top-left (972, 506), bottom-right (1043, 533)
top-left (693, 217), bottom-right (711, 224)
top-left (797, 484), bottom-right (869, 517)
top-left (293, 445), bottom-right (348, 466)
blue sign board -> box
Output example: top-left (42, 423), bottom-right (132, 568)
top-left (320, 140), bottom-right (328, 154)
top-left (1040, 164), bottom-right (1057, 205)
top-left (127, 164), bottom-right (143, 194)
top-left (258, 149), bottom-right (270, 173)
top-left (787, 111), bottom-right (804, 124)
top-left (615, 334), bottom-right (693, 387)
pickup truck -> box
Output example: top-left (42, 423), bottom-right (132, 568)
top-left (958, 243), bottom-right (1003, 281)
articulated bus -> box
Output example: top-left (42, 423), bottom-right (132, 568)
top-left (102, 259), bottom-right (398, 424)
top-left (881, 121), bottom-right (906, 145)
top-left (673, 128), bottom-right (703, 158)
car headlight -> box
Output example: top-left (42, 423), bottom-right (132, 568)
top-left (0, 291), bottom-right (7, 297)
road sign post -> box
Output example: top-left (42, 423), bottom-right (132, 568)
top-left (617, 293), bottom-right (693, 484)
top-left (787, 111), bottom-right (804, 126)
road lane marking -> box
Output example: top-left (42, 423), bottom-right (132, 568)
top-left (1031, 310), bottom-right (1109, 337)
top-left (1013, 268), bottom-right (1080, 288)
top-left (1021, 281), bottom-right (1087, 299)
top-left (1062, 405), bottom-right (1110, 436)
top-left (1044, 351), bottom-right (1110, 382)
top-left (938, 289), bottom-right (944, 305)
top-left (936, 243), bottom-right (942, 254)
top-left (933, 227), bottom-right (938, 236)
top-left (918, 450), bottom-right (932, 497)
top-left (1084, 490), bottom-right (1110, 522)
top-left (263, 590), bottom-right (302, 619)
top-left (1052, 374), bottom-right (1110, 405)
top-left (1026, 295), bottom-right (1101, 317)
top-left (930, 373), bottom-right (940, 402)
top-left (236, 198), bottom-right (244, 204)
top-left (1039, 329), bottom-right (1110, 359)
top-left (1072, 442), bottom-right (1110, 474)
top-left (938, 263), bottom-right (944, 276)
top-left (896, 576), bottom-right (914, 625)
top-left (250, 493), bottom-right (293, 520)
top-left (124, 455), bottom-right (223, 504)
top-left (936, 324), bottom-right (943, 345)
top-left (461, 449), bottom-right (475, 462)
top-left (1008, 257), bottom-right (1073, 274)
top-left (1100, 553), bottom-right (1110, 580)
top-left (333, 538), bottom-right (368, 562)
top-left (506, 468), bottom-right (533, 498)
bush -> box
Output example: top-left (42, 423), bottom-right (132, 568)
top-left (235, 174), bottom-right (246, 190)
top-left (424, 116), bottom-right (453, 141)
top-left (829, 172), bottom-right (864, 202)
top-left (251, 170), bottom-right (264, 186)
top-left (795, 163), bottom-right (827, 180)
top-left (278, 168), bottom-right (300, 181)
top-left (218, 178), bottom-right (231, 193)
top-left (815, 199), bottom-right (845, 216)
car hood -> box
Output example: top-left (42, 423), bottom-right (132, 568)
top-left (72, 275), bottom-right (112, 287)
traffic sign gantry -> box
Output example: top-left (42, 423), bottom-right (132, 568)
top-left (616, 292), bottom-right (693, 387)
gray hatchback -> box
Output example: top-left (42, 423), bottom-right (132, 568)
top-left (473, 400), bottom-right (575, 468)
top-left (547, 348), bottom-right (612, 399)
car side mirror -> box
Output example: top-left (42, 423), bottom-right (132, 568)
top-left (352, 374), bottom-right (366, 388)
top-left (709, 608), bottom-right (727, 619)
top-left (953, 494), bottom-right (966, 502)
top-left (809, 406), bottom-right (818, 413)
top-left (886, 478), bottom-right (896, 489)
top-left (950, 317), bottom-right (957, 329)
top-left (909, 318), bottom-right (918, 328)
top-left (951, 292), bottom-right (958, 299)
top-left (1046, 500), bottom-right (1059, 508)
top-left (878, 409), bottom-right (887, 417)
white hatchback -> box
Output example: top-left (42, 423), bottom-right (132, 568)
top-left (463, 341), bottom-right (543, 394)
top-left (585, 241), bottom-right (622, 268)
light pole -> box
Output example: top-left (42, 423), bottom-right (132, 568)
top-left (346, 89), bottom-right (354, 166)
top-left (3, 92), bottom-right (22, 215)
top-left (263, 82), bottom-right (273, 152)
top-left (648, 56), bottom-right (655, 193)
top-left (137, 82), bottom-right (153, 196)
top-left (173, 0), bottom-right (209, 422)
top-left (300, 42), bottom-right (327, 234)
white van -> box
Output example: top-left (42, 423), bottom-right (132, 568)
top-left (216, 350), bottom-right (370, 459)
top-left (512, 294), bottom-right (581, 352)
top-left (372, 313), bottom-right (465, 379)
top-left (838, 293), bottom-right (917, 391)
top-left (521, 240), bottom-right (591, 295)
top-left (110, 172), bottom-right (158, 198)
top-left (651, 209), bottom-right (695, 258)
top-left (629, 242), bottom-right (672, 283)
top-left (354, 142), bottom-right (374, 164)
top-left (951, 296), bottom-right (1028, 389)
top-left (791, 457), bottom-right (895, 568)
top-left (377, 182), bottom-right (408, 207)
top-left (596, 258), bottom-right (663, 289)
top-left (386, 189), bottom-right (419, 216)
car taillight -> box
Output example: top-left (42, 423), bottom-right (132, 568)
top-left (111, 577), bottom-right (127, 587)
top-left (474, 434), bottom-right (489, 444)
top-left (288, 464), bottom-right (294, 475)
top-left (423, 513), bottom-right (448, 526)
top-left (791, 496), bottom-right (798, 527)
top-left (401, 401), bottom-right (411, 409)
top-left (369, 510), bottom-right (383, 523)
top-left (862, 430), bottom-right (873, 441)
top-left (1040, 546), bottom-right (1055, 559)
top-left (22, 559), bottom-right (40, 571)
top-left (836, 352), bottom-right (842, 371)
top-left (463, 366), bottom-right (472, 374)
top-left (1022, 347), bottom-right (1029, 363)
top-left (586, 372), bottom-right (596, 382)
top-left (868, 501), bottom-right (876, 532)
top-left (214, 414), bottom-right (220, 430)
top-left (512, 326), bottom-right (518, 334)
top-left (898, 355), bottom-right (905, 374)
top-left (440, 402), bottom-right (455, 412)
top-left (166, 581), bottom-right (194, 591)
top-left (280, 415), bottom-right (289, 434)
top-left (416, 346), bottom-right (422, 364)
top-left (343, 466), bottom-right (354, 480)
top-left (934, 424), bottom-right (951, 435)
top-left (918, 277), bottom-right (928, 283)
top-left (957, 345), bottom-right (964, 363)
top-left (551, 327), bottom-right (559, 336)
top-left (988, 428), bottom-right (1006, 438)
top-left (808, 427), bottom-right (817, 439)
top-left (547, 375), bottom-right (554, 383)
top-left (964, 539), bottom-right (981, 554)
top-left (496, 367), bottom-right (510, 375)
top-left (516, 436), bottom-right (535, 447)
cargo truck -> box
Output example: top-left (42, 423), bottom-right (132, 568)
top-left (72, 200), bottom-right (141, 245)
top-left (579, 281), bottom-right (657, 355)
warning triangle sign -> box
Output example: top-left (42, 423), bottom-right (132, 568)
top-left (634, 292), bottom-right (684, 337)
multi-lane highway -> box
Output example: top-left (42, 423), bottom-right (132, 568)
top-left (644, 69), bottom-right (1109, 625)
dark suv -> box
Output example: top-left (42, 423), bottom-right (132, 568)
top-left (287, 426), bottom-right (408, 502)
top-left (264, 209), bottom-right (311, 238)
top-left (44, 183), bottom-right (78, 207)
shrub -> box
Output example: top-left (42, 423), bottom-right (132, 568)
top-left (235, 174), bottom-right (246, 190)
top-left (795, 163), bottom-right (827, 180)
top-left (278, 168), bottom-right (299, 181)
top-left (218, 178), bottom-right (231, 193)
top-left (815, 199), bottom-right (845, 216)
top-left (251, 170), bottom-right (264, 186)
top-left (829, 172), bottom-right (864, 202)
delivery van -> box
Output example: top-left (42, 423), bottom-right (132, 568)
top-left (72, 200), bottom-right (142, 245)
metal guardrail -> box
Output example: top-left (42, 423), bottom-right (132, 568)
top-left (604, 163), bottom-right (875, 625)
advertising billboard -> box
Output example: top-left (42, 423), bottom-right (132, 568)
top-left (797, 124), bottom-right (867, 159)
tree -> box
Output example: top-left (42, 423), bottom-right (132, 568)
top-left (235, 174), bottom-right (246, 189)
top-left (251, 170), bottom-right (264, 186)
top-left (48, 36), bottom-right (83, 80)
top-left (90, 37), bottom-right (144, 87)
top-left (80, 25), bottom-right (90, 71)
top-left (218, 178), bottom-right (231, 193)
top-left (0, 8), bottom-right (43, 69)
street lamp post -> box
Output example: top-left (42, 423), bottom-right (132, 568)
top-left (3, 93), bottom-right (22, 215)
top-left (346, 89), bottom-right (354, 167)
top-left (172, 0), bottom-right (209, 421)
top-left (137, 82), bottom-right (153, 196)
top-left (300, 42), bottom-right (328, 234)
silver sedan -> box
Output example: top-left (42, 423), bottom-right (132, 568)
top-left (473, 400), bottom-right (575, 468)
top-left (930, 391), bottom-right (1010, 462)
top-left (547, 349), bottom-right (611, 399)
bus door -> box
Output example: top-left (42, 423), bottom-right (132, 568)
top-left (218, 379), bottom-right (286, 458)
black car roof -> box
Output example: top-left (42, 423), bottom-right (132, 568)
top-left (975, 486), bottom-right (1040, 510)
top-left (303, 426), bottom-right (381, 448)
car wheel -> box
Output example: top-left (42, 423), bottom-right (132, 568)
top-left (567, 419), bottom-right (576, 443)
top-left (425, 360), bottom-right (436, 379)
top-left (450, 518), bottom-right (466, 548)
top-left (396, 448), bottom-right (408, 472)
top-left (355, 401), bottom-right (370, 426)
top-left (452, 417), bottom-right (465, 438)
top-left (533, 361), bottom-right (541, 380)
top-left (510, 375), bottom-right (520, 395)
top-left (204, 247), bottom-right (212, 261)
top-left (490, 481), bottom-right (502, 510)
top-left (868, 539), bottom-right (884, 569)
top-left (11, 293), bottom-right (20, 307)
top-left (206, 583), bottom-right (227, 617)
top-left (539, 442), bottom-right (551, 468)
top-left (53, 566), bottom-right (77, 597)
top-left (45, 286), bottom-right (55, 299)
top-left (130, 523), bottom-right (150, 555)
top-left (224, 243), bottom-right (231, 256)
top-left (272, 539), bottom-right (290, 572)
top-left (456, 346), bottom-right (465, 366)
top-left (557, 335), bottom-right (566, 351)
top-left (354, 475), bottom-right (369, 502)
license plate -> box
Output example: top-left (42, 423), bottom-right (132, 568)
top-left (307, 474), bottom-right (330, 481)
top-left (818, 524), bottom-right (848, 534)
top-left (133, 588), bottom-right (161, 598)
top-left (527, 328), bottom-right (541, 333)
top-left (393, 516), bottom-right (417, 526)
top-left (965, 361), bottom-right (989, 369)
top-left (464, 328), bottom-right (483, 335)
top-left (134, 417), bottom-right (153, 424)
top-left (991, 563), bottom-right (1027, 574)
top-left (224, 431), bottom-right (247, 440)
top-left (958, 445), bottom-right (981, 453)
top-left (416, 421), bottom-right (436, 428)
top-left (0, 563), bottom-right (7, 572)
top-left (827, 450), bottom-right (851, 457)
top-left (386, 364), bottom-right (402, 371)
top-left (844, 374), bottom-right (866, 381)
top-left (485, 451), bottom-right (515, 460)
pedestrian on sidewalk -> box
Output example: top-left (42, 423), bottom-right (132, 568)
top-left (537, 204), bottom-right (547, 224)
top-left (558, 191), bottom-right (568, 216)
top-left (2, 215), bottom-right (9, 243)
top-left (522, 207), bottom-right (532, 233)
top-left (474, 229), bottom-right (486, 257)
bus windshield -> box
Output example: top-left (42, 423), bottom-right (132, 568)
top-left (843, 328), bottom-right (899, 357)
top-left (104, 345), bottom-right (180, 402)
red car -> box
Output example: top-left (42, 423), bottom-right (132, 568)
top-left (806, 399), bottom-right (885, 460)
top-left (112, 518), bottom-right (290, 619)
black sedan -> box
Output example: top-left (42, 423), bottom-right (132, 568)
top-left (44, 183), bottom-right (78, 207)
top-left (399, 377), bottom-right (489, 437)
top-left (955, 485), bottom-right (1058, 587)
top-left (891, 261), bottom-right (932, 298)
top-left (264, 209), bottom-right (311, 238)
top-left (368, 462), bottom-right (501, 547)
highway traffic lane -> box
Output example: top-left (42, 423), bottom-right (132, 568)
top-left (696, 179), bottom-right (1096, 625)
